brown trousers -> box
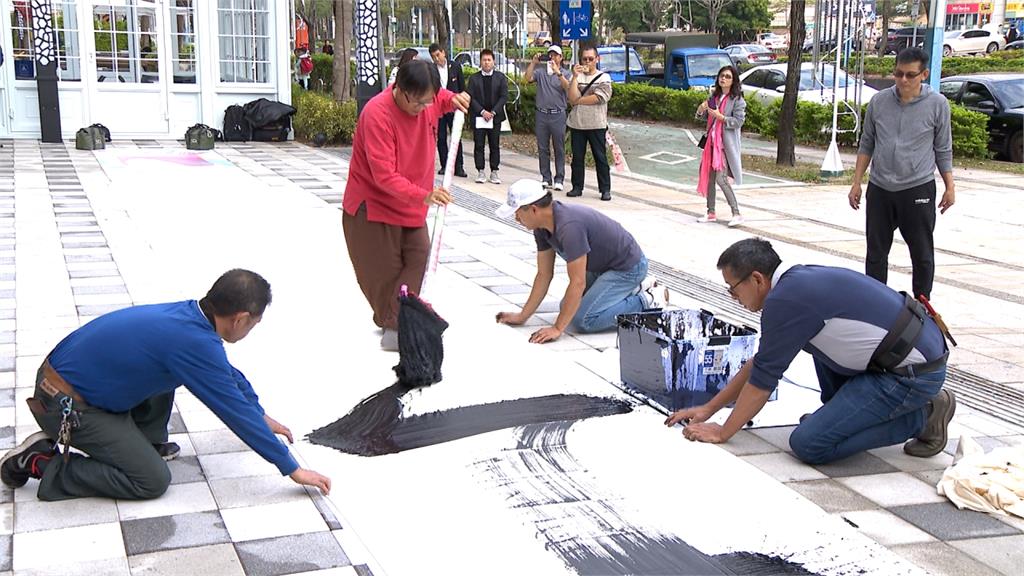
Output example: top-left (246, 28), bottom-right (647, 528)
top-left (342, 203), bottom-right (429, 330)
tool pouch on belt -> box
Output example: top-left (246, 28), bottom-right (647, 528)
top-left (869, 292), bottom-right (928, 373)
top-left (184, 123), bottom-right (216, 150)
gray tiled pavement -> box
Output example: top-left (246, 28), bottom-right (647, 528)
top-left (2, 137), bottom-right (1023, 575)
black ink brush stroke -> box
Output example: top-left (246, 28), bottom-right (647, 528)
top-left (475, 422), bottom-right (817, 576)
top-left (307, 386), bottom-right (633, 457)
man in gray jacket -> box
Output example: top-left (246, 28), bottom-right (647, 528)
top-left (848, 47), bottom-right (955, 300)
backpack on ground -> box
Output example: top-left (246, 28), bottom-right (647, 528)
top-left (184, 124), bottom-right (216, 150)
top-left (89, 123), bottom-right (112, 142)
top-left (222, 105), bottom-right (251, 142)
top-left (75, 125), bottom-right (105, 150)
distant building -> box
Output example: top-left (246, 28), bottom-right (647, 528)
top-left (1, 0), bottom-right (294, 139)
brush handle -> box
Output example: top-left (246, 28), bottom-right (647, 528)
top-left (421, 110), bottom-right (465, 299)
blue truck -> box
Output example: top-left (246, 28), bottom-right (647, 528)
top-left (596, 45), bottom-right (646, 83)
top-left (622, 32), bottom-right (733, 91)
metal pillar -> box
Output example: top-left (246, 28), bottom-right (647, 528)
top-left (356, 0), bottom-right (383, 114)
top-left (32, 0), bottom-right (62, 143)
top-left (924, 0), bottom-right (947, 91)
top-left (821, 0), bottom-right (847, 178)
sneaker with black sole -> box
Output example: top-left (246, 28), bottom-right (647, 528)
top-left (1, 431), bottom-right (56, 488)
top-left (642, 280), bottom-right (670, 309)
top-left (566, 189), bottom-right (583, 197)
top-left (903, 389), bottom-right (956, 458)
top-left (153, 442), bottom-right (181, 461)
top-left (553, 182), bottom-right (564, 191)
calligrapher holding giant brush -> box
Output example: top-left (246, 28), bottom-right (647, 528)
top-left (666, 238), bottom-right (956, 465)
top-left (342, 58), bottom-right (471, 351)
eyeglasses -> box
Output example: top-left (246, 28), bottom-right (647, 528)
top-left (719, 74), bottom-right (733, 79)
top-left (726, 273), bottom-right (752, 297)
top-left (402, 91), bottom-right (434, 108)
top-left (893, 69), bottom-right (925, 79)
top-left (580, 57), bottom-right (596, 62)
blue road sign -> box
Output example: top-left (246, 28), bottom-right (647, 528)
top-left (559, 0), bottom-right (591, 41)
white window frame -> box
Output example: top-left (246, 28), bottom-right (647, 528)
top-left (9, 0), bottom-right (82, 81)
top-left (168, 0), bottom-right (198, 85)
top-left (216, 0), bottom-right (271, 85)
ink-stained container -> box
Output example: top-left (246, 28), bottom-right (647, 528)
top-left (617, 309), bottom-right (770, 411)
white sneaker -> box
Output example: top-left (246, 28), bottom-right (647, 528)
top-left (380, 329), bottom-right (399, 352)
top-left (553, 182), bottom-right (564, 191)
top-left (475, 171), bottom-right (486, 183)
top-left (728, 214), bottom-right (744, 227)
top-left (542, 180), bottom-right (553, 189)
top-left (489, 171), bottom-right (502, 185)
top-left (697, 213), bottom-right (717, 223)
top-left (643, 281), bottom-right (670, 309)
top-left (636, 275), bottom-right (656, 296)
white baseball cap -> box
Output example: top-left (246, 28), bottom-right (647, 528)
top-left (495, 179), bottom-right (548, 219)
top-left (547, 45), bottom-right (563, 56)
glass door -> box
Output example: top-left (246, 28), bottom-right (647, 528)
top-left (88, 0), bottom-right (169, 134)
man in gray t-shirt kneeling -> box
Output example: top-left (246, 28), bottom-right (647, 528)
top-left (494, 179), bottom-right (668, 343)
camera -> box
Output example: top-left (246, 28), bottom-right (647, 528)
top-left (539, 54), bottom-right (551, 62)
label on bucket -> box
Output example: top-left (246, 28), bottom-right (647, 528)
top-left (702, 346), bottom-right (729, 375)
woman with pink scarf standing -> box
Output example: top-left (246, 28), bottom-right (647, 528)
top-left (695, 65), bottom-right (746, 227)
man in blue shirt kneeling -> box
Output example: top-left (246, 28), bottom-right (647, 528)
top-left (665, 238), bottom-right (955, 464)
top-left (1, 269), bottom-right (331, 501)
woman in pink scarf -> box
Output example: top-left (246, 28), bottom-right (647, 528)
top-left (696, 64), bottom-right (746, 227)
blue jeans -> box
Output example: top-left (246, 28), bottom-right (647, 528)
top-left (789, 359), bottom-right (946, 464)
top-left (571, 256), bottom-right (648, 333)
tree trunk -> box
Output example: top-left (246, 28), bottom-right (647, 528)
top-left (430, 0), bottom-right (451, 49)
top-left (776, 0), bottom-right (805, 167)
top-left (334, 0), bottom-right (353, 101)
top-left (879, 0), bottom-right (890, 56)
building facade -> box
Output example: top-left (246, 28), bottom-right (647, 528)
top-left (0, 0), bottom-right (294, 139)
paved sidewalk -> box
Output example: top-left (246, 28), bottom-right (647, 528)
top-left (1, 138), bottom-right (1022, 575)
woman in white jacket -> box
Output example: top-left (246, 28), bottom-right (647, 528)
top-left (695, 64), bottom-right (746, 227)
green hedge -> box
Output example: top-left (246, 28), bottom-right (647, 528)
top-left (291, 84), bottom-right (358, 145)
top-left (778, 54), bottom-right (1024, 77)
top-left (601, 82), bottom-right (990, 158)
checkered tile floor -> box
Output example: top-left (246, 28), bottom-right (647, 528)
top-left (2, 139), bottom-right (1023, 576)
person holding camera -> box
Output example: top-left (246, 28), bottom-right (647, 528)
top-left (525, 46), bottom-right (571, 191)
top-left (695, 64), bottom-right (746, 227)
top-left (566, 44), bottom-right (613, 201)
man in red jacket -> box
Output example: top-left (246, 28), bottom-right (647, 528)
top-left (343, 59), bottom-right (470, 350)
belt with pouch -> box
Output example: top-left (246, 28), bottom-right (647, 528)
top-left (869, 292), bottom-right (947, 378)
top-left (39, 360), bottom-right (85, 403)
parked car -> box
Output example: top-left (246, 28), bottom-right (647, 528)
top-left (739, 63), bottom-right (879, 105)
top-left (875, 27), bottom-right (927, 54)
top-left (943, 29), bottom-right (1006, 56)
top-left (453, 50), bottom-right (518, 76)
top-left (939, 73), bottom-right (1023, 163)
top-left (1006, 39), bottom-right (1024, 50)
top-left (532, 30), bottom-right (552, 47)
top-left (725, 44), bottom-right (777, 67)
top-left (756, 32), bottom-right (788, 51)
top-left (596, 45), bottom-right (646, 82)
top-left (623, 32), bottom-right (732, 91)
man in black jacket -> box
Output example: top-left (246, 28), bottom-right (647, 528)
top-left (467, 49), bottom-right (508, 185)
top-left (430, 43), bottom-right (467, 178)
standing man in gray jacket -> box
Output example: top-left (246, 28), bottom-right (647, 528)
top-left (526, 46), bottom-right (571, 191)
top-left (848, 47), bottom-right (955, 300)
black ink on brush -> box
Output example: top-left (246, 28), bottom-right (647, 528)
top-left (394, 290), bottom-right (449, 388)
top-left (307, 391), bottom-right (632, 457)
top-left (475, 422), bottom-right (818, 576)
